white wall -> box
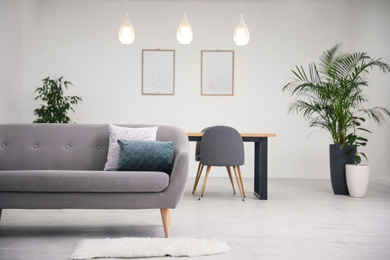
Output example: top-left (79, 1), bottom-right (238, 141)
top-left (0, 0), bottom-right (389, 182)
top-left (349, 0), bottom-right (390, 183)
top-left (0, 0), bottom-right (22, 122)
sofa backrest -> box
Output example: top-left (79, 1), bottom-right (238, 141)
top-left (0, 124), bottom-right (187, 171)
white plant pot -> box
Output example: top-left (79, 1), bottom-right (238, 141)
top-left (346, 164), bottom-right (370, 198)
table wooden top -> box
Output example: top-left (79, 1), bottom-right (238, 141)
top-left (187, 133), bottom-right (277, 138)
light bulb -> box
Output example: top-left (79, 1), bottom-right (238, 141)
top-left (177, 12), bottom-right (193, 44)
top-left (234, 14), bottom-right (250, 46)
top-left (118, 12), bottom-right (135, 44)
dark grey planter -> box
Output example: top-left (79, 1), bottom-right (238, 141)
top-left (329, 144), bottom-right (355, 195)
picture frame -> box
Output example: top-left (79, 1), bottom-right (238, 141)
top-left (201, 50), bottom-right (234, 96)
top-left (142, 49), bottom-right (175, 95)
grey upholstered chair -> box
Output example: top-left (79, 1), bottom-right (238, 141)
top-left (194, 126), bottom-right (245, 200)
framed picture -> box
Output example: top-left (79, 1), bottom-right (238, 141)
top-left (142, 49), bottom-right (175, 95)
top-left (201, 50), bottom-right (234, 96)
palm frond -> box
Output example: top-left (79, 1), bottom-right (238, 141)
top-left (282, 43), bottom-right (390, 145)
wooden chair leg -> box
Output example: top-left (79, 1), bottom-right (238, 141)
top-left (226, 167), bottom-right (236, 194)
top-left (160, 208), bottom-right (170, 238)
top-left (233, 166), bottom-right (245, 201)
top-left (199, 166), bottom-right (211, 200)
top-left (237, 166), bottom-right (245, 198)
top-left (192, 162), bottom-right (204, 194)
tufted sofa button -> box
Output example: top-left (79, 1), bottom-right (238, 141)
top-left (97, 146), bottom-right (101, 150)
top-left (1, 144), bottom-right (6, 148)
top-left (65, 145), bottom-right (70, 150)
top-left (33, 145), bottom-right (38, 149)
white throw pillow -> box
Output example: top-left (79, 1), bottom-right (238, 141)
top-left (104, 124), bottom-right (158, 171)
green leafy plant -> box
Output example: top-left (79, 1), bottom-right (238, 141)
top-left (282, 44), bottom-right (390, 148)
top-left (33, 76), bottom-right (82, 123)
top-left (340, 117), bottom-right (370, 165)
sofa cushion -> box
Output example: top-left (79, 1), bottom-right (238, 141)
top-left (0, 170), bottom-right (169, 193)
top-left (117, 140), bottom-right (174, 174)
top-left (104, 124), bottom-right (158, 171)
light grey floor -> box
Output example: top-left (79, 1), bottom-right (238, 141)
top-left (1, 178), bottom-right (390, 260)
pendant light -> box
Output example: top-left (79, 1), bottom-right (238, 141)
top-left (118, 12), bottom-right (135, 44)
top-left (234, 0), bottom-right (250, 46)
top-left (177, 0), bottom-right (193, 44)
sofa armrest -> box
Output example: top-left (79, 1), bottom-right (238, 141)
top-left (162, 146), bottom-right (190, 209)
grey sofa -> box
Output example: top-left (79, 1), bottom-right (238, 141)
top-left (0, 124), bottom-right (190, 237)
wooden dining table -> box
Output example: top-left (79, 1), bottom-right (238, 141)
top-left (187, 133), bottom-right (276, 200)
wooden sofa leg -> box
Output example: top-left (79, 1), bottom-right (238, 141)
top-left (160, 208), bottom-right (170, 238)
top-left (0, 209), bottom-right (2, 222)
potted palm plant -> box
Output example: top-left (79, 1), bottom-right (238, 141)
top-left (283, 44), bottom-right (390, 195)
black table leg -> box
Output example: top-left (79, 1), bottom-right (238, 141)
top-left (254, 137), bottom-right (268, 200)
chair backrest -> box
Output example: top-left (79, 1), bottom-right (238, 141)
top-left (200, 126), bottom-right (244, 166)
top-left (195, 127), bottom-right (212, 161)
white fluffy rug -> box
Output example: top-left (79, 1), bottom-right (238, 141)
top-left (69, 237), bottom-right (231, 259)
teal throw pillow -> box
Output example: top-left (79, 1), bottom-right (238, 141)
top-left (117, 139), bottom-right (174, 174)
